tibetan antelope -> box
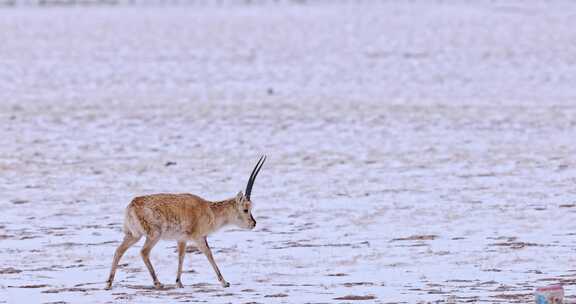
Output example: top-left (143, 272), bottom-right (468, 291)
top-left (105, 156), bottom-right (266, 290)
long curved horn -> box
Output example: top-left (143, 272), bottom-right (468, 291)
top-left (245, 155), bottom-right (266, 200)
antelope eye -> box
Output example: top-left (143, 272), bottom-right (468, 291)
top-left (243, 209), bottom-right (249, 213)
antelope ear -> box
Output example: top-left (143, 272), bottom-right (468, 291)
top-left (235, 191), bottom-right (244, 203)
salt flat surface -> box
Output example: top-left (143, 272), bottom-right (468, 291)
top-left (1, 1), bottom-right (576, 303)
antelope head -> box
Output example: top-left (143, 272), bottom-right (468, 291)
top-left (233, 155), bottom-right (266, 230)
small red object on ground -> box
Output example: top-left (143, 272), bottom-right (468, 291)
top-left (535, 285), bottom-right (564, 304)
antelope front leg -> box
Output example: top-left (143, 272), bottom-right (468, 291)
top-left (176, 241), bottom-right (186, 288)
top-left (196, 237), bottom-right (230, 288)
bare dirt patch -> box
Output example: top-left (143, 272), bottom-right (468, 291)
top-left (333, 295), bottom-right (377, 301)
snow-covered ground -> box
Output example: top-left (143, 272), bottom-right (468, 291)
top-left (1, 1), bottom-right (576, 303)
